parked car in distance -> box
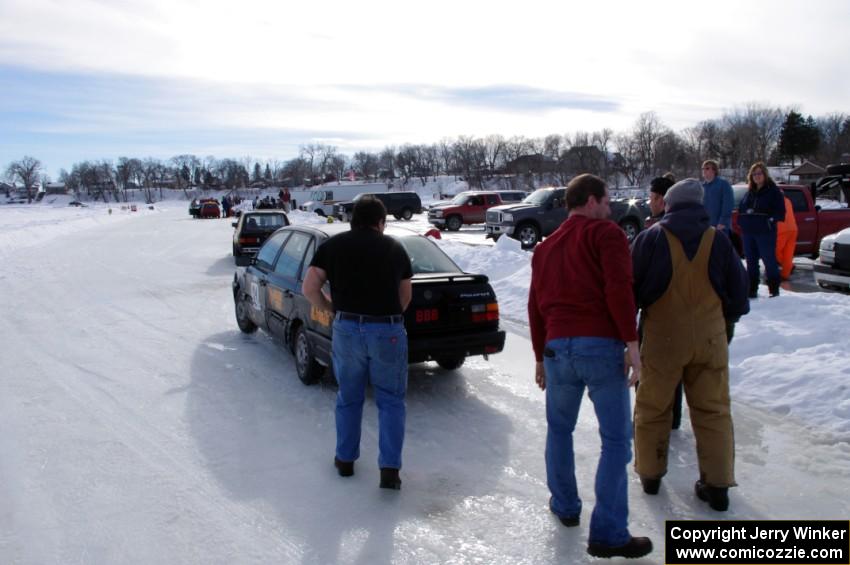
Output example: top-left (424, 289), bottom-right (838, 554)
top-left (191, 198), bottom-right (219, 218)
top-left (730, 184), bottom-right (850, 256)
top-left (232, 210), bottom-right (290, 266)
top-left (427, 191), bottom-right (525, 231)
top-left (299, 185), bottom-right (391, 216)
top-left (334, 191), bottom-right (422, 222)
top-left (198, 201), bottom-right (221, 219)
top-left (485, 187), bottom-right (650, 248)
top-left (232, 223), bottom-right (507, 384)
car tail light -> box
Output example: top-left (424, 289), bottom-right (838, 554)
top-left (415, 308), bottom-right (440, 323)
top-left (471, 303), bottom-right (499, 323)
top-left (239, 237), bottom-right (260, 244)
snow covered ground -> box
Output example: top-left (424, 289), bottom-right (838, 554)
top-left (1, 201), bottom-right (849, 564)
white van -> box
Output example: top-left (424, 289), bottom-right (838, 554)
top-left (298, 183), bottom-right (390, 216)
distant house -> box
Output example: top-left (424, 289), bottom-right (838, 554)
top-left (789, 161), bottom-right (826, 184)
top-left (506, 154), bottom-right (558, 175)
top-left (0, 182), bottom-right (14, 196)
top-left (43, 182), bottom-right (68, 195)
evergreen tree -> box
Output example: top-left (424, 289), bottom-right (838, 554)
top-left (779, 111), bottom-right (820, 164)
top-left (252, 162), bottom-right (262, 183)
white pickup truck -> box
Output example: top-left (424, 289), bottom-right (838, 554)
top-left (814, 226), bottom-right (850, 291)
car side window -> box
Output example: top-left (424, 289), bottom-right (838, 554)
top-left (300, 240), bottom-right (317, 280)
top-left (469, 196), bottom-right (483, 206)
top-left (786, 191), bottom-right (808, 213)
top-left (274, 232), bottom-right (311, 278)
top-left (256, 232), bottom-right (289, 270)
top-left (486, 195), bottom-right (499, 205)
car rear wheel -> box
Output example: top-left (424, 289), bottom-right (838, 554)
top-left (446, 215), bottom-right (462, 231)
top-left (516, 222), bottom-right (540, 249)
top-left (294, 326), bottom-right (322, 385)
top-left (435, 355), bottom-right (465, 370)
top-left (235, 294), bottom-right (257, 334)
top-left (619, 218), bottom-right (640, 242)
top-left (401, 207), bottom-right (413, 220)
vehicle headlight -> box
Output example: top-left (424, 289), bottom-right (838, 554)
top-left (434, 210), bottom-right (443, 218)
top-left (502, 213), bottom-right (513, 223)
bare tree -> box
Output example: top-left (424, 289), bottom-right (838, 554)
top-left (437, 138), bottom-right (456, 178)
top-left (815, 113), bottom-right (850, 165)
top-left (352, 151), bottom-right (379, 181)
top-left (483, 134), bottom-right (506, 175)
top-left (613, 132), bottom-right (642, 186)
top-left (720, 103), bottom-right (784, 172)
top-left (5, 156), bottom-right (42, 202)
top-left (378, 147), bottom-right (396, 180)
top-left (453, 136), bottom-right (487, 188)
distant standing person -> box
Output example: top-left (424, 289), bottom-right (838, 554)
top-left (281, 187), bottom-right (292, 212)
top-left (642, 175), bottom-right (684, 430)
top-left (738, 162), bottom-right (785, 297)
top-left (776, 190), bottom-right (798, 280)
top-left (631, 179), bottom-right (749, 511)
top-left (529, 174), bottom-right (652, 559)
top-left (701, 160), bottom-right (734, 234)
top-left (302, 197), bottom-right (413, 490)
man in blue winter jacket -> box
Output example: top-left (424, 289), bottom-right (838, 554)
top-left (701, 160), bottom-right (734, 234)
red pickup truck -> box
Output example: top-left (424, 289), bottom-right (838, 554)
top-left (427, 190), bottom-right (526, 231)
top-left (731, 184), bottom-right (850, 256)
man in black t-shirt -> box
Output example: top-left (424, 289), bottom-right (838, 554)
top-left (303, 197), bottom-right (413, 490)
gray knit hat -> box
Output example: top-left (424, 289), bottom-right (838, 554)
top-left (663, 178), bottom-right (704, 207)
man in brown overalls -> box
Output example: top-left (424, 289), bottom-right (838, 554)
top-left (630, 179), bottom-right (750, 511)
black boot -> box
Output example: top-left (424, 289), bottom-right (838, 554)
top-left (334, 457), bottom-right (354, 477)
top-left (748, 278), bottom-right (759, 299)
top-left (587, 536), bottom-right (653, 559)
top-left (767, 278), bottom-right (780, 297)
top-left (695, 480), bottom-right (729, 511)
top-left (641, 477), bottom-right (661, 495)
top-left (379, 468), bottom-right (402, 490)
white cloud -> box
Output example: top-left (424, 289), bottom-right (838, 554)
top-left (1, 0), bottom-right (849, 174)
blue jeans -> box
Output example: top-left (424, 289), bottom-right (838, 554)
top-left (743, 231), bottom-right (780, 283)
top-left (544, 337), bottom-right (632, 547)
top-left (332, 317), bottom-right (408, 469)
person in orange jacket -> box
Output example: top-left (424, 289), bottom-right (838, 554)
top-left (776, 192), bottom-right (798, 280)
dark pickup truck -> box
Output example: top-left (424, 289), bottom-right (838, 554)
top-left (485, 187), bottom-right (650, 248)
top-left (232, 223), bottom-right (506, 384)
top-left (731, 183), bottom-right (850, 256)
top-left (333, 191), bottom-right (422, 222)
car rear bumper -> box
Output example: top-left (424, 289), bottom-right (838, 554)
top-left (408, 329), bottom-right (506, 363)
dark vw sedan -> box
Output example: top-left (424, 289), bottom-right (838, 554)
top-left (232, 211), bottom-right (290, 266)
top-left (232, 223), bottom-right (506, 384)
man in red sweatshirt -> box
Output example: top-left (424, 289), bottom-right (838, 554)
top-left (528, 174), bottom-right (651, 560)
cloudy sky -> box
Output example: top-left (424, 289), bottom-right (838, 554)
top-left (1, 0), bottom-right (848, 177)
